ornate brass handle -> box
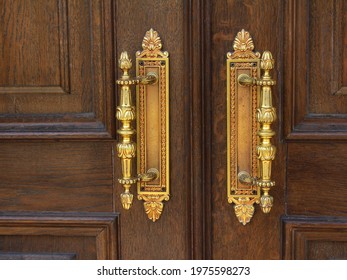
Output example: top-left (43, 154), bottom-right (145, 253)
top-left (237, 51), bottom-right (276, 214)
top-left (116, 51), bottom-right (159, 210)
top-left (115, 29), bottom-right (170, 222)
top-left (226, 30), bottom-right (276, 225)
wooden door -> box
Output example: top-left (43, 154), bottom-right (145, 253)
top-left (0, 0), bottom-right (346, 260)
top-left (207, 0), bottom-right (347, 259)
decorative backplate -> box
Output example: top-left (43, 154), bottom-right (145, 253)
top-left (227, 30), bottom-right (261, 225)
top-left (136, 29), bottom-right (169, 222)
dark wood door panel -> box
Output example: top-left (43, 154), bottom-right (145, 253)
top-left (0, 142), bottom-right (114, 212)
top-left (287, 143), bottom-right (347, 216)
top-left (0, 0), bottom-right (70, 94)
top-left (284, 0), bottom-right (347, 139)
top-left (0, 212), bottom-right (119, 260)
top-left (282, 217), bottom-right (347, 260)
top-left (306, 240), bottom-right (347, 260)
top-left (281, 0), bottom-right (347, 260)
top-left (0, 0), bottom-right (115, 138)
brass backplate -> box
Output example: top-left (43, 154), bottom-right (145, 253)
top-left (226, 30), bottom-right (261, 224)
top-left (136, 29), bottom-right (169, 222)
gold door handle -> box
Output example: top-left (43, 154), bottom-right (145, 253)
top-left (116, 29), bottom-right (170, 222)
top-left (226, 30), bottom-right (276, 225)
top-left (116, 51), bottom-right (159, 210)
top-left (237, 51), bottom-right (276, 214)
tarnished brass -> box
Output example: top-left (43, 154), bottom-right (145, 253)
top-left (116, 29), bottom-right (169, 222)
top-left (227, 30), bottom-right (276, 225)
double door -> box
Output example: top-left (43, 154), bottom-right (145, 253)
top-left (0, 0), bottom-right (346, 259)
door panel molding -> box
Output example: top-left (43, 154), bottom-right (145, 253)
top-left (284, 0), bottom-right (347, 140)
top-left (282, 216), bottom-right (347, 260)
top-left (0, 252), bottom-right (76, 260)
top-left (0, 0), bottom-right (115, 139)
top-left (0, 212), bottom-right (120, 260)
top-left (186, 0), bottom-right (213, 260)
top-left (0, 0), bottom-right (70, 95)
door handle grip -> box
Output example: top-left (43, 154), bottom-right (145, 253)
top-left (116, 51), bottom-right (159, 210)
top-left (237, 50), bottom-right (277, 214)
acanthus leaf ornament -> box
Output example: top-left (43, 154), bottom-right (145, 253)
top-left (234, 198), bottom-right (255, 226)
top-left (257, 146), bottom-right (276, 161)
top-left (256, 108), bottom-right (277, 123)
top-left (227, 29), bottom-right (260, 59)
top-left (138, 194), bottom-right (170, 222)
top-left (136, 28), bottom-right (169, 58)
top-left (116, 142), bottom-right (136, 158)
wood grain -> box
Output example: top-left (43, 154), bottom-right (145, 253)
top-left (187, 0), bottom-right (213, 260)
top-left (287, 143), bottom-right (347, 216)
top-left (210, 0), bottom-right (285, 259)
top-left (308, 0), bottom-right (347, 109)
top-left (284, 0), bottom-right (347, 139)
top-left (0, 0), bottom-right (115, 138)
top-left (0, 212), bottom-right (119, 260)
top-left (0, 142), bottom-right (114, 212)
top-left (282, 217), bottom-right (347, 260)
top-left (0, 0), bottom-right (68, 93)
